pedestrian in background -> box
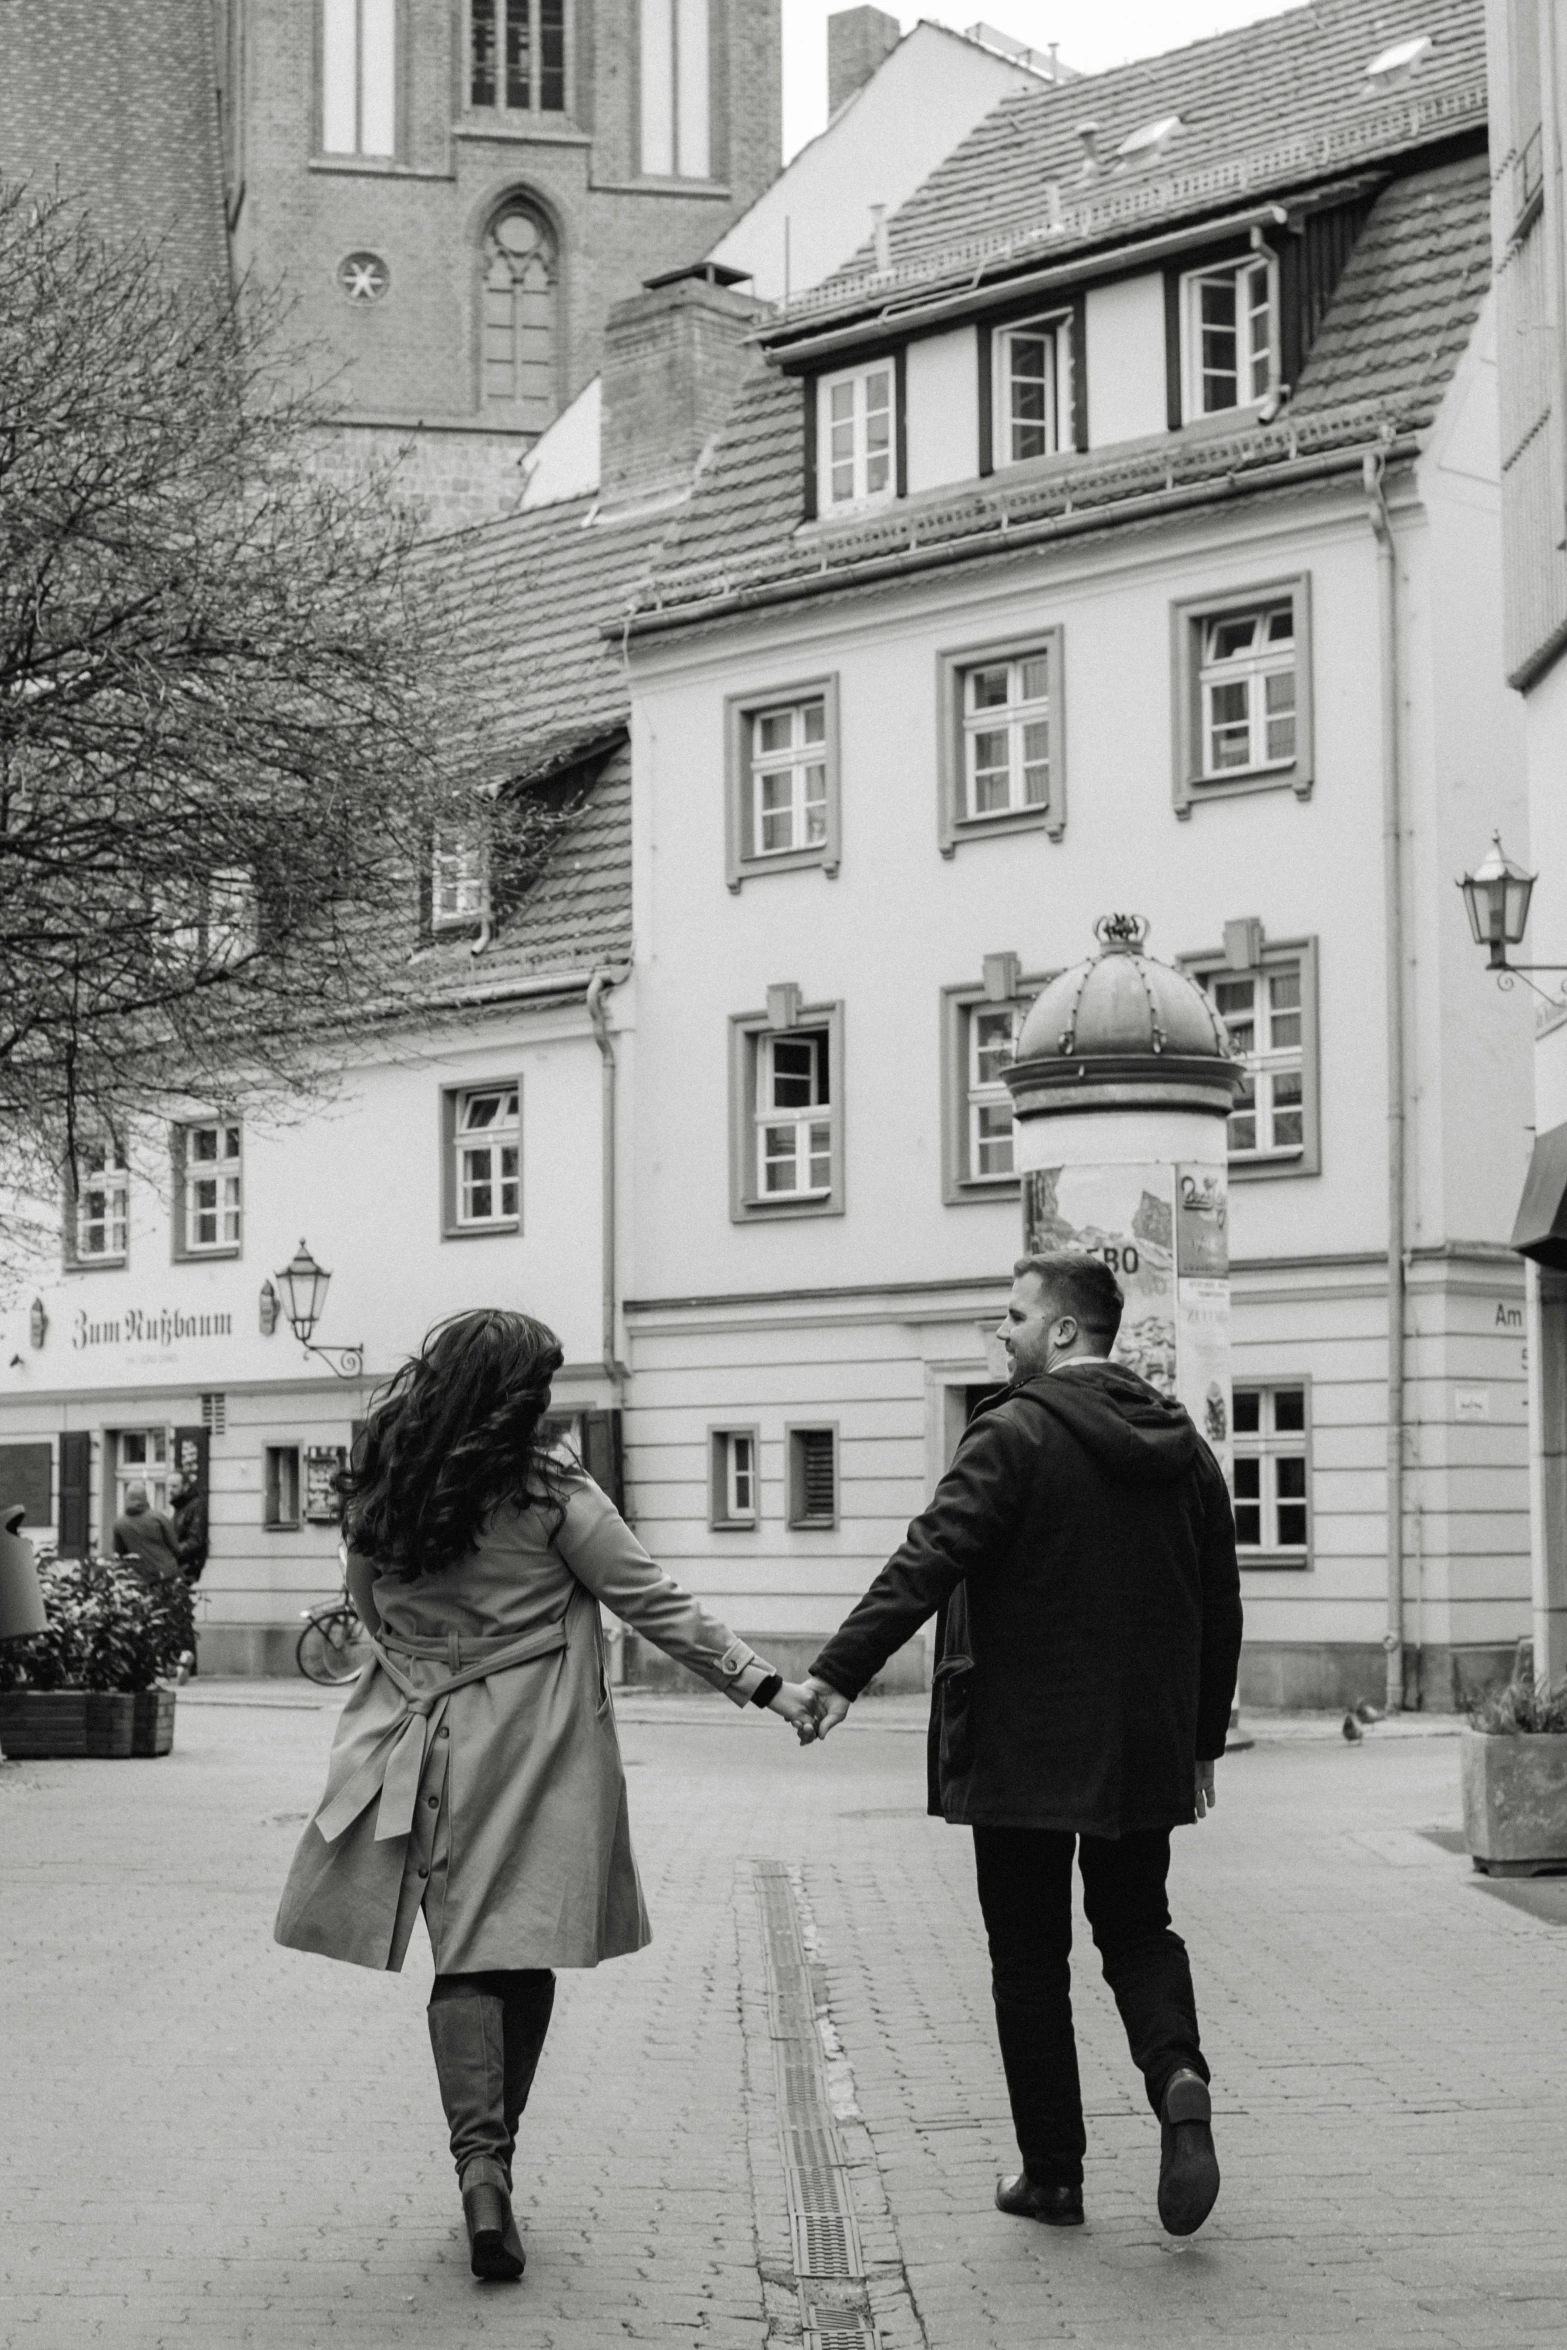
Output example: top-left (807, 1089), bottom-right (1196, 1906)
top-left (112, 1481), bottom-right (184, 1583)
top-left (275, 1308), bottom-right (820, 2283)
top-left (170, 1475), bottom-right (208, 1584)
top-left (803, 1251), bottom-right (1243, 2237)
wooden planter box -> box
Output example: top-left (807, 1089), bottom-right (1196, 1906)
top-left (1461, 1728), bottom-right (1567, 1876)
top-left (0, 1689), bottom-right (175, 1759)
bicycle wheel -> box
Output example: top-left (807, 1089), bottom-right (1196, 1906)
top-left (296, 1606), bottom-right (372, 1686)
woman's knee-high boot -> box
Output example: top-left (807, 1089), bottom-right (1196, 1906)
top-left (500, 1970), bottom-right (555, 2178)
top-left (427, 1974), bottom-right (526, 2280)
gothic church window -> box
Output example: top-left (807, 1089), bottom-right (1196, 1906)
top-left (471, 0), bottom-right (566, 113)
top-left (321, 0), bottom-right (396, 156)
top-left (482, 203), bottom-right (559, 422)
top-left (640, 0), bottom-right (710, 178)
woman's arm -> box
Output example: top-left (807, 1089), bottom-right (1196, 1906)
top-left (554, 1474), bottom-right (809, 1720)
top-left (343, 1547), bottom-right (382, 1639)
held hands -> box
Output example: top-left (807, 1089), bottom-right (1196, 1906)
top-left (764, 1676), bottom-right (854, 1745)
top-left (1194, 1759), bottom-right (1217, 1820)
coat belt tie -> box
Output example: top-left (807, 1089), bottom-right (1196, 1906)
top-left (314, 1620), bottom-right (570, 1846)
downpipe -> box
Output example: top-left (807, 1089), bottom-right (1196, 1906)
top-left (1366, 450), bottom-right (1407, 1713)
top-left (585, 968), bottom-right (630, 1388)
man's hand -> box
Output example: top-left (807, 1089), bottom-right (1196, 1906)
top-left (803, 1674), bottom-right (852, 1740)
top-left (766, 1682), bottom-right (824, 1744)
top-left (1194, 1759), bottom-right (1217, 1819)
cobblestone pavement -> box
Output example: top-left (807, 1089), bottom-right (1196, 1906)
top-left (3, 1688), bottom-right (1566, 2349)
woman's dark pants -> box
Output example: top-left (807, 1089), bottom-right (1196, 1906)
top-left (427, 1970), bottom-right (556, 2192)
top-left (972, 1826), bottom-right (1208, 2190)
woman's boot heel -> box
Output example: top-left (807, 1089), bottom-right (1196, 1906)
top-left (463, 2180), bottom-right (526, 2280)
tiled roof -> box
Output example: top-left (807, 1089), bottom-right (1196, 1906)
top-left (400, 496), bottom-right (677, 999)
top-left (629, 151), bottom-right (1492, 632)
top-left (778, 0), bottom-right (1484, 333)
top-left (0, 0), bottom-right (228, 284)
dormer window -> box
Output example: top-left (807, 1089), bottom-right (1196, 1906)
top-left (817, 362), bottom-right (896, 511)
top-left (992, 312), bottom-right (1072, 465)
top-left (1181, 256), bottom-right (1275, 418)
top-left (432, 828), bottom-right (486, 928)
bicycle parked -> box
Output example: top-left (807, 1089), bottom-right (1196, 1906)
top-left (296, 1587), bottom-right (373, 1686)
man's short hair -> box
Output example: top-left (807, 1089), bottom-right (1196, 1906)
top-left (1012, 1251), bottom-right (1125, 1347)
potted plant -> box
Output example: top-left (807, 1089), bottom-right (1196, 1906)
top-left (0, 1550), bottom-right (190, 1758)
top-left (1460, 1673), bottom-right (1567, 1877)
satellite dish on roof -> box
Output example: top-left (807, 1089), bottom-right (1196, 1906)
top-left (1116, 113), bottom-right (1184, 164)
top-left (1364, 34), bottom-right (1433, 91)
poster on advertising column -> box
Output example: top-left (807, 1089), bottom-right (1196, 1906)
top-left (1022, 1160), bottom-right (1233, 1484)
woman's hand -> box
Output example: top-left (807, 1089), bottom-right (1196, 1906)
top-left (767, 1681), bottom-right (823, 1744)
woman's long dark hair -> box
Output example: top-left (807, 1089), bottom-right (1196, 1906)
top-left (338, 1309), bottom-right (566, 1576)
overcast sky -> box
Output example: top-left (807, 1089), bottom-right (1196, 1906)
top-left (783, 1), bottom-right (1303, 158)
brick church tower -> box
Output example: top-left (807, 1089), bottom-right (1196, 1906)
top-left (2, 2), bottom-right (780, 526)
top-left (217, 0), bottom-right (780, 516)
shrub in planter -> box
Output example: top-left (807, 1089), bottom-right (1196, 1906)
top-left (1461, 1674), bottom-right (1567, 1877)
top-left (0, 1555), bottom-right (187, 1757)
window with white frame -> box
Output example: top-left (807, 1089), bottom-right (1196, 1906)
top-left (471, 0), bottom-right (566, 112)
top-left (993, 312), bottom-right (1071, 464)
top-left (1232, 1384), bottom-right (1309, 1560)
top-left (452, 1084), bottom-right (520, 1228)
top-left (748, 699), bottom-right (827, 858)
top-left (961, 651), bottom-right (1053, 821)
top-left (321, 0), bottom-right (396, 155)
top-left (1199, 605), bottom-right (1296, 777)
top-left (967, 1000), bottom-right (1022, 1179)
top-left (820, 363), bottom-right (895, 509)
top-left (180, 1122), bottom-right (242, 1254)
top-left (432, 829), bottom-right (486, 928)
top-left (72, 1141), bottom-right (128, 1263)
top-left (710, 1428), bottom-right (759, 1528)
top-left (757, 1031), bottom-right (831, 1199)
top-left (115, 1427), bottom-right (170, 1519)
top-left (1182, 256), bottom-right (1275, 417)
top-left (1208, 964), bottom-right (1304, 1160)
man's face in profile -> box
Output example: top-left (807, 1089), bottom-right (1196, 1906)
top-left (997, 1273), bottom-right (1062, 1384)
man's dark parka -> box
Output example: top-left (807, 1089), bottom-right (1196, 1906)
top-left (809, 1363), bottom-right (1243, 1839)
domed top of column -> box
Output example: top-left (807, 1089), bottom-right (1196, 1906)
top-left (1005, 914), bottom-right (1242, 1121)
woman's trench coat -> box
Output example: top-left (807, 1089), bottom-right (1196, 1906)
top-left (274, 1466), bottom-right (773, 1974)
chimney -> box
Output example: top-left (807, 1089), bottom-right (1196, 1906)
top-left (600, 262), bottom-right (761, 512)
top-left (828, 6), bottom-right (901, 117)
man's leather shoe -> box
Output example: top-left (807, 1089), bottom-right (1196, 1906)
top-left (1158, 2070), bottom-right (1220, 2236)
top-left (995, 2174), bottom-right (1084, 2226)
top-left (463, 2180), bottom-right (526, 2280)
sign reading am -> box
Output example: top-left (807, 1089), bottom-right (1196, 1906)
top-left (73, 1307), bottom-right (234, 1350)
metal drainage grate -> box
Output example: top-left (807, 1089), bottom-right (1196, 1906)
top-left (791, 2207), bottom-right (863, 2279)
top-left (804, 2317), bottom-right (877, 2350)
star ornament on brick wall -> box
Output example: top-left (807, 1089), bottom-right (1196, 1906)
top-left (338, 251), bottom-right (390, 304)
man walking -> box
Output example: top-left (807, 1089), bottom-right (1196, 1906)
top-left (804, 1250), bottom-right (1242, 2235)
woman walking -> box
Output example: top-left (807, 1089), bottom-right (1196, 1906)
top-left (275, 1309), bottom-right (818, 2279)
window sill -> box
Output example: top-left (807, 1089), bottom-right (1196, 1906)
top-left (787, 1517), bottom-right (838, 1533)
top-left (728, 845), bottom-right (838, 892)
top-left (175, 1246), bottom-right (241, 1262)
top-left (941, 804), bottom-right (1061, 855)
top-left (947, 1175), bottom-right (1021, 1205)
top-left (453, 119), bottom-right (590, 148)
top-left (1228, 1150), bottom-right (1315, 1183)
top-left (710, 1517), bottom-right (758, 1533)
top-left (443, 1221), bottom-right (522, 1241)
top-left (64, 1255), bottom-right (128, 1275)
top-left (1175, 760), bottom-right (1311, 816)
top-left (264, 1521), bottom-right (303, 1534)
top-left (1238, 1551), bottom-right (1311, 1572)
top-left (734, 1195), bottom-right (843, 1224)
top-left (308, 156), bottom-right (453, 180)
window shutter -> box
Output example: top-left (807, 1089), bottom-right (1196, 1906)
top-left (791, 1428), bottom-right (836, 1525)
top-left (580, 1409), bottom-right (624, 1513)
top-left (0, 1443), bottom-right (53, 1529)
top-left (58, 1433), bottom-right (91, 1557)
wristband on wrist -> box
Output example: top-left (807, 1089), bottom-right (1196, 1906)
top-left (750, 1672), bottom-right (784, 1709)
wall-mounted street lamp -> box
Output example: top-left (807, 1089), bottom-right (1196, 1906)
top-left (273, 1240), bottom-right (363, 1379)
top-left (1458, 834), bottom-right (1567, 999)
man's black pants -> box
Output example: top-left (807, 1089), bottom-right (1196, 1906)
top-left (972, 1825), bottom-right (1208, 2189)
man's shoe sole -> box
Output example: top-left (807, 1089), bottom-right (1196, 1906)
top-left (1158, 2074), bottom-right (1220, 2237)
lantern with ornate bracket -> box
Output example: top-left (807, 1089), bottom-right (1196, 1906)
top-left (1457, 834), bottom-right (1565, 1000)
top-left (273, 1241), bottom-right (363, 1379)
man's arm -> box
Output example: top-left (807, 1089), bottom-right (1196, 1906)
top-left (808, 1406), bottom-right (1034, 1703)
top-left (1194, 1452), bottom-right (1244, 1763)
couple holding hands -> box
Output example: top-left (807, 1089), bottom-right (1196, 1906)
top-left (276, 1250), bottom-right (1242, 2281)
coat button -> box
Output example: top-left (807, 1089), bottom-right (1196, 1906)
top-left (427, 1794), bottom-right (439, 1809)
top-left (417, 1865), bottom-right (428, 1879)
top-left (436, 1726), bottom-right (448, 1739)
